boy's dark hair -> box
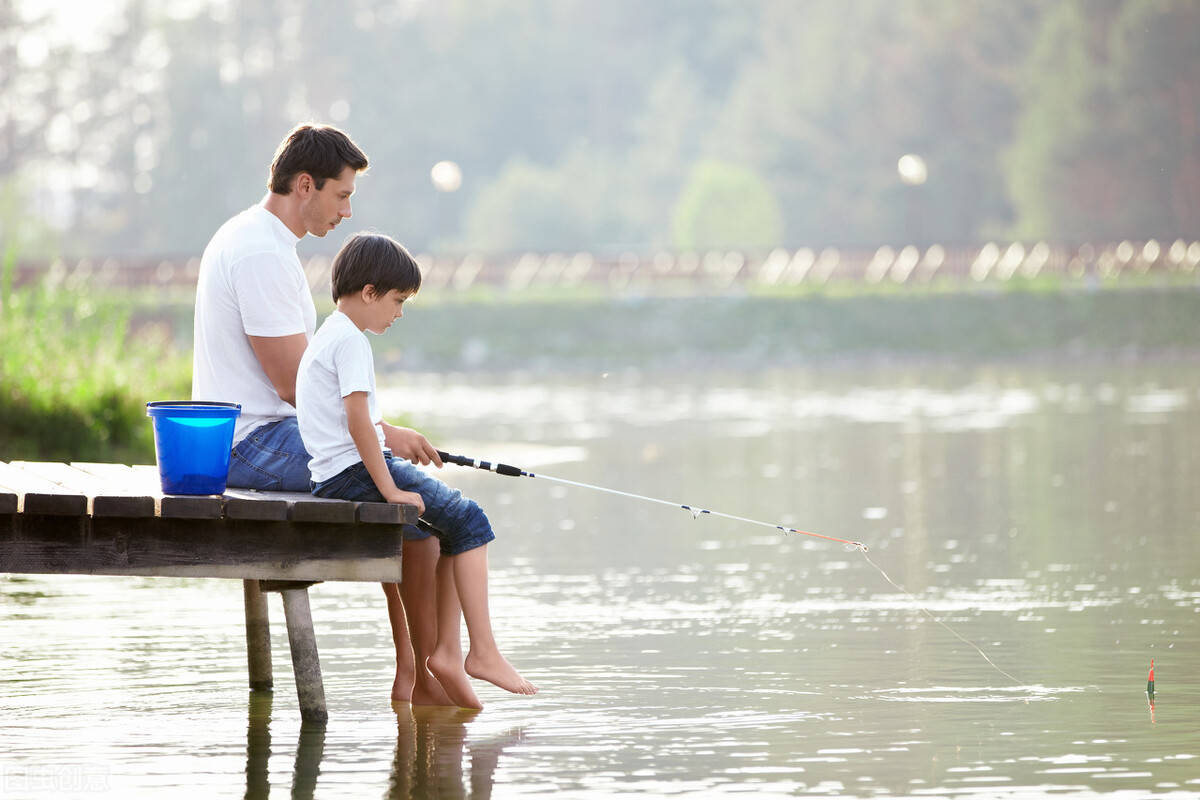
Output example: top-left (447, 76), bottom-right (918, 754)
top-left (268, 123), bottom-right (369, 194)
top-left (331, 233), bottom-right (422, 302)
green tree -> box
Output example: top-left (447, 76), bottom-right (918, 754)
top-left (1007, 0), bottom-right (1200, 240)
top-left (708, 0), bottom-right (1043, 247)
top-left (671, 159), bottom-right (782, 250)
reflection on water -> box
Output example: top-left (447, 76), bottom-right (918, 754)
top-left (244, 693), bottom-right (325, 800)
top-left (2, 362), bottom-right (1200, 798)
top-left (386, 703), bottom-right (522, 800)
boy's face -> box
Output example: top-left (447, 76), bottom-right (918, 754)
top-left (298, 165), bottom-right (356, 237)
top-left (362, 288), bottom-right (412, 335)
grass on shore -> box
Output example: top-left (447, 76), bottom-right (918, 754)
top-left (0, 249), bottom-right (190, 463)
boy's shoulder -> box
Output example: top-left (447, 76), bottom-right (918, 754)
top-left (310, 312), bottom-right (366, 355)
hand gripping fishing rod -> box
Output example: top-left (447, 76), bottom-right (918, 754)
top-left (435, 450), bottom-right (868, 551)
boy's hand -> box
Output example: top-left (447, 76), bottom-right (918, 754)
top-left (382, 423), bottom-right (443, 467)
top-left (384, 488), bottom-right (426, 517)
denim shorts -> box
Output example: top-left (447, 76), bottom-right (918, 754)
top-left (227, 417), bottom-right (313, 492)
top-left (312, 456), bottom-right (496, 557)
top-left (228, 418), bottom-right (431, 543)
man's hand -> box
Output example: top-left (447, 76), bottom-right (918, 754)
top-left (382, 423), bottom-right (443, 467)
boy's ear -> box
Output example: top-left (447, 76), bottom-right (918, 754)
top-left (361, 284), bottom-right (378, 302)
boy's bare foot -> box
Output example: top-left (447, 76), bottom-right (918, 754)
top-left (427, 651), bottom-right (483, 709)
top-left (465, 650), bottom-right (538, 696)
top-left (411, 664), bottom-right (455, 706)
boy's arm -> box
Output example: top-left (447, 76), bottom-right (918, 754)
top-left (343, 391), bottom-right (426, 515)
top-left (381, 422), bottom-right (444, 467)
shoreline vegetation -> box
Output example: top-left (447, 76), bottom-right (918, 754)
top-left (0, 252), bottom-right (189, 463)
top-left (2, 258), bottom-right (1198, 462)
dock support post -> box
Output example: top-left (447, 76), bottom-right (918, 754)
top-left (243, 579), bottom-right (273, 691)
top-left (279, 586), bottom-right (328, 725)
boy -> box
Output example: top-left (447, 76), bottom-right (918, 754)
top-left (296, 232), bottom-right (536, 709)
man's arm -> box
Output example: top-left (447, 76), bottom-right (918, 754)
top-left (248, 333), bottom-right (308, 407)
top-left (382, 422), bottom-right (444, 467)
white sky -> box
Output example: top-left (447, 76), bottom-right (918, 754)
top-left (19, 0), bottom-right (213, 50)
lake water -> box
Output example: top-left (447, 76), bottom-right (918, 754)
top-left (3, 361), bottom-right (1199, 798)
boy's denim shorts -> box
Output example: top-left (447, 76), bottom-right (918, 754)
top-left (311, 456), bottom-right (496, 557)
top-left (227, 417), bottom-right (433, 545)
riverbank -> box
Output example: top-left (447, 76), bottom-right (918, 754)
top-left (375, 284), bottom-right (1200, 373)
top-left (4, 280), bottom-right (1196, 462)
top-left (0, 263), bottom-right (189, 462)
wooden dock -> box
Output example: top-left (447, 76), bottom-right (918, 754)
top-left (0, 460), bottom-right (418, 723)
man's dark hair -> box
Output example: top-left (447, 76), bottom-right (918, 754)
top-left (331, 233), bottom-right (422, 302)
top-left (268, 124), bottom-right (369, 194)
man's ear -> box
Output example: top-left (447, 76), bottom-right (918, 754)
top-left (294, 172), bottom-right (313, 195)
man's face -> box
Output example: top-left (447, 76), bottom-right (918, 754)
top-left (299, 165), bottom-right (356, 237)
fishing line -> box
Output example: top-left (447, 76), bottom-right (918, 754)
top-left (860, 549), bottom-right (1026, 687)
top-left (437, 449), bottom-right (1023, 688)
top-left (435, 450), bottom-right (867, 551)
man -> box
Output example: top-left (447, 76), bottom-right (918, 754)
top-left (192, 123), bottom-right (451, 705)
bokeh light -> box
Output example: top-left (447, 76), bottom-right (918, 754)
top-left (430, 160), bottom-right (463, 192)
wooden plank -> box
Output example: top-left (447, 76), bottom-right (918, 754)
top-left (75, 462), bottom-right (162, 493)
top-left (0, 491), bottom-right (16, 515)
top-left (357, 501), bottom-right (416, 525)
top-left (159, 495), bottom-right (225, 519)
top-left (115, 464), bottom-right (226, 519)
top-left (72, 462), bottom-right (164, 516)
top-left (224, 495), bottom-right (290, 521)
top-left (15, 461), bottom-right (154, 518)
top-left (224, 487), bottom-right (415, 524)
top-left (0, 515), bottom-right (403, 581)
top-left (0, 461), bottom-right (71, 494)
top-left (290, 499), bottom-right (357, 524)
top-left (16, 493), bottom-right (87, 517)
top-left (0, 462), bottom-right (88, 516)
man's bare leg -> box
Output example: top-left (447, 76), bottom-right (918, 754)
top-left (429, 545), bottom-right (537, 702)
top-left (382, 582), bottom-right (416, 701)
top-left (398, 536), bottom-right (453, 705)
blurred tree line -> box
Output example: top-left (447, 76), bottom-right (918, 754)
top-left (2, 0), bottom-right (1198, 260)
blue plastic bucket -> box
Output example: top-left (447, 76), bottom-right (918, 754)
top-left (146, 401), bottom-right (241, 495)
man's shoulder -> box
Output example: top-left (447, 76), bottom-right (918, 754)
top-left (206, 206), bottom-right (291, 265)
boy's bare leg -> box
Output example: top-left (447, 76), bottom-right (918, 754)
top-left (444, 545), bottom-right (537, 697)
top-left (426, 556), bottom-right (482, 709)
top-left (398, 536), bottom-right (454, 706)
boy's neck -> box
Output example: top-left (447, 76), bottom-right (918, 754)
top-left (335, 298), bottom-right (369, 331)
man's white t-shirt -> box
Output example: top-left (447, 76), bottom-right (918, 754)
top-left (192, 205), bottom-right (316, 444)
top-left (296, 310), bottom-right (386, 483)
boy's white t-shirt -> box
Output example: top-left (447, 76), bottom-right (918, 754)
top-left (192, 205), bottom-right (316, 444)
top-left (296, 310), bottom-right (386, 483)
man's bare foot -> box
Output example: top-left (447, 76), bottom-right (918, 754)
top-left (390, 667), bottom-right (415, 703)
top-left (465, 650), bottom-right (538, 696)
top-left (427, 651), bottom-right (483, 709)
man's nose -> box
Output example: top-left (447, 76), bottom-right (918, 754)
top-left (341, 200), bottom-right (353, 218)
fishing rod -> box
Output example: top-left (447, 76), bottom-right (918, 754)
top-left (435, 450), bottom-right (868, 551)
